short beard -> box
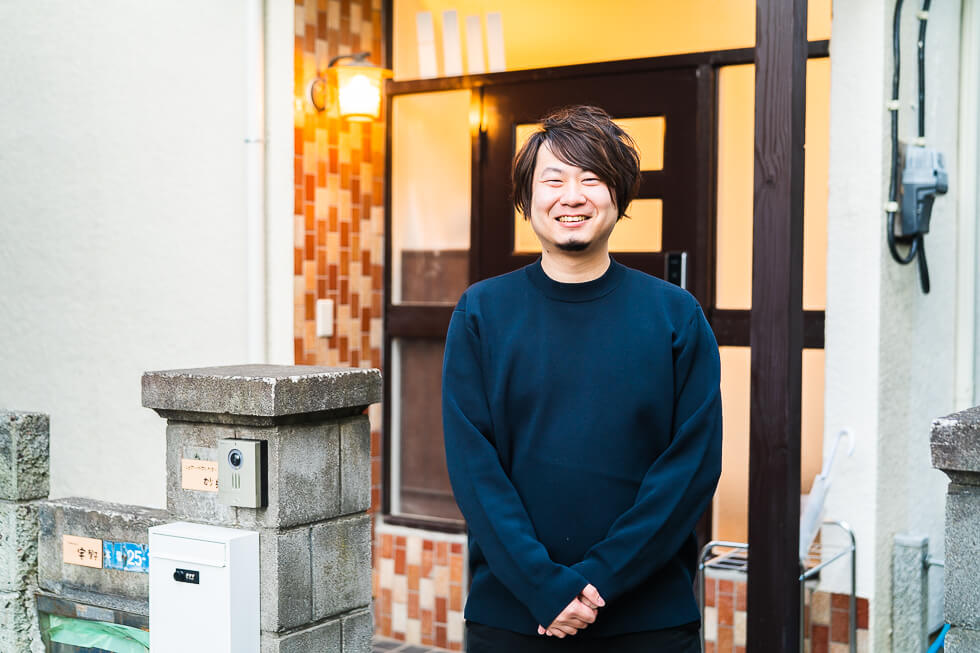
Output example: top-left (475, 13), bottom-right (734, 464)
top-left (556, 240), bottom-right (590, 252)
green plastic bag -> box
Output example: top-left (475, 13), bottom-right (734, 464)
top-left (45, 614), bottom-right (149, 653)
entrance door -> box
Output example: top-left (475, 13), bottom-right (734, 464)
top-left (384, 65), bottom-right (714, 532)
top-left (475, 68), bottom-right (711, 305)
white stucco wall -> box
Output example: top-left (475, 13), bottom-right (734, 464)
top-left (0, 1), bottom-right (293, 508)
top-left (825, 0), bottom-right (965, 648)
top-left (266, 0), bottom-right (299, 366)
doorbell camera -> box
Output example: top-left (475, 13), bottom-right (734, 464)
top-left (217, 439), bottom-right (265, 508)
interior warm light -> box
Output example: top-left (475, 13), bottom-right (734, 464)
top-left (336, 68), bottom-right (384, 122)
top-left (308, 51), bottom-right (391, 122)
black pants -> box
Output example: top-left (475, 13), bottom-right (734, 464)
top-left (465, 621), bottom-right (701, 653)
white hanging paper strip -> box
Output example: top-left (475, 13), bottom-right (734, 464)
top-left (442, 10), bottom-right (463, 77)
top-left (465, 15), bottom-right (485, 75)
top-left (416, 11), bottom-right (438, 78)
top-left (486, 12), bottom-right (506, 72)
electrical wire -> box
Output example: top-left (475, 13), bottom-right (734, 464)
top-left (918, 0), bottom-right (931, 140)
top-left (916, 0), bottom-right (932, 293)
top-left (886, 0), bottom-right (932, 293)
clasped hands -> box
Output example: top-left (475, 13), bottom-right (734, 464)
top-left (536, 584), bottom-right (605, 638)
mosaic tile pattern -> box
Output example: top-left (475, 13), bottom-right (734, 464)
top-left (703, 575), bottom-right (870, 653)
top-left (293, 0), bottom-right (385, 371)
top-left (292, 4), bottom-right (464, 650)
top-left (374, 526), bottom-right (467, 650)
top-left (293, 0), bottom-right (386, 521)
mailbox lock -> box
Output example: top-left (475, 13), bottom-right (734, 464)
top-left (173, 568), bottom-right (200, 584)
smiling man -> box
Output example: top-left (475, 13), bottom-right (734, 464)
top-left (442, 105), bottom-right (722, 652)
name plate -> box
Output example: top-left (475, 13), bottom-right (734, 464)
top-left (181, 458), bottom-right (219, 492)
top-left (63, 535), bottom-right (103, 568)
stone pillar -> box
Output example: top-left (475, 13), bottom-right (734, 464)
top-left (892, 534), bottom-right (929, 653)
top-left (142, 365), bottom-right (381, 653)
top-left (931, 406), bottom-right (980, 652)
top-left (0, 411), bottom-right (50, 652)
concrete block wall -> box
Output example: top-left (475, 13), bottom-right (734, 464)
top-left (36, 498), bottom-right (168, 616)
top-left (892, 534), bottom-right (930, 652)
top-left (931, 406), bottom-right (980, 651)
top-left (0, 411), bottom-right (49, 652)
top-left (143, 364), bottom-right (381, 653)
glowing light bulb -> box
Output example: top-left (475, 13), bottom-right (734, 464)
top-left (337, 70), bottom-right (382, 122)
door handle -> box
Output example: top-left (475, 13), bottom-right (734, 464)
top-left (665, 251), bottom-right (687, 289)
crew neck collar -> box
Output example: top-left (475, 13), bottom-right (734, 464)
top-left (525, 256), bottom-right (626, 302)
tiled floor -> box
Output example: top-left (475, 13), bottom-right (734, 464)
top-left (373, 636), bottom-right (454, 653)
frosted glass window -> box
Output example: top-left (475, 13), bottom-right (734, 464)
top-left (514, 118), bottom-right (665, 253)
top-left (614, 117), bottom-right (665, 171)
top-left (713, 347), bottom-right (826, 543)
top-left (391, 90), bottom-right (472, 304)
top-left (715, 59), bottom-right (830, 310)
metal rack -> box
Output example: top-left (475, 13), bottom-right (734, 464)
top-left (697, 520), bottom-right (857, 653)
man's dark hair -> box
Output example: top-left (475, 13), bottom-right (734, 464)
top-left (512, 105), bottom-right (642, 221)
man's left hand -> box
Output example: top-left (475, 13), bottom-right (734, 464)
top-left (536, 584), bottom-right (605, 637)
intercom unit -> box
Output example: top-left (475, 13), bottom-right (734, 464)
top-left (217, 439), bottom-right (264, 508)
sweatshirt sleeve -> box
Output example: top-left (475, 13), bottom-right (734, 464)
top-left (442, 303), bottom-right (589, 627)
top-left (571, 305), bottom-right (723, 602)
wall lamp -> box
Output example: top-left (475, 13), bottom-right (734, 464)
top-left (308, 52), bottom-right (392, 122)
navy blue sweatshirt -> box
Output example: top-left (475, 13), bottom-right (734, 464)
top-left (441, 257), bottom-right (722, 637)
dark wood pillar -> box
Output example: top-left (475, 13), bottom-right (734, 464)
top-left (747, 1), bottom-right (807, 652)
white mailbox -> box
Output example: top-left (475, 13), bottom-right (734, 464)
top-left (149, 522), bottom-right (259, 653)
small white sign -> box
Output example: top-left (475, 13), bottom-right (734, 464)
top-left (442, 10), bottom-right (463, 77)
top-left (416, 12), bottom-right (438, 78)
top-left (486, 12), bottom-right (506, 73)
top-left (465, 15), bottom-right (485, 74)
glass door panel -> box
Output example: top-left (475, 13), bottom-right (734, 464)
top-left (391, 89), bottom-right (473, 305)
top-left (386, 88), bottom-right (474, 525)
top-left (714, 346), bottom-right (826, 543)
top-left (715, 59), bottom-right (831, 310)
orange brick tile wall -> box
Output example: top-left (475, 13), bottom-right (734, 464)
top-left (294, 3), bottom-right (470, 649)
top-left (703, 575), bottom-right (870, 653)
top-left (293, 0), bottom-right (385, 521)
top-left (293, 0), bottom-right (390, 632)
top-left (374, 527), bottom-right (468, 650)
top-left (294, 0), bottom-right (385, 373)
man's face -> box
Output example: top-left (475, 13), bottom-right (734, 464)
top-left (528, 142), bottom-right (618, 255)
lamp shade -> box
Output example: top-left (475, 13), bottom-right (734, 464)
top-left (332, 64), bottom-right (390, 122)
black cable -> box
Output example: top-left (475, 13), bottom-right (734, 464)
top-left (918, 0), bottom-right (932, 139)
top-left (885, 0), bottom-right (933, 294)
top-left (916, 234), bottom-right (931, 293)
top-left (887, 0), bottom-right (917, 264)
